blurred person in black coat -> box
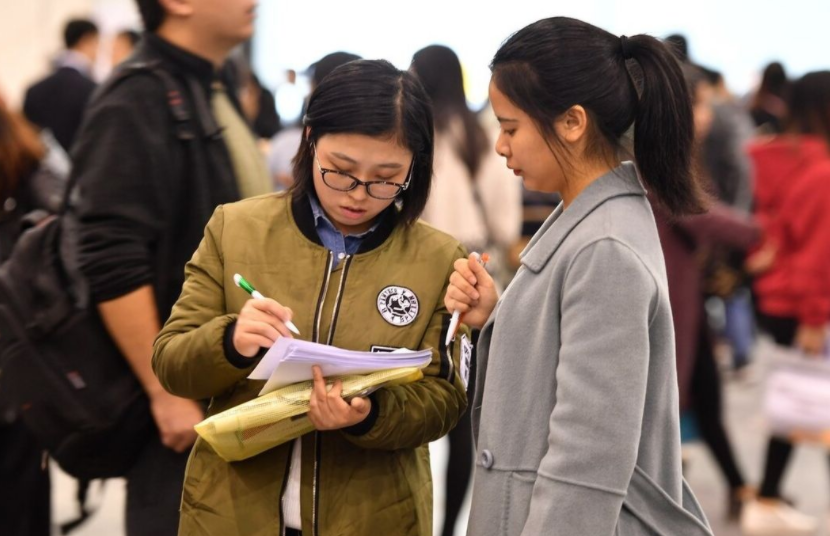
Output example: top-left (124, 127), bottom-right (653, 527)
top-left (0, 90), bottom-right (68, 536)
top-left (23, 19), bottom-right (99, 152)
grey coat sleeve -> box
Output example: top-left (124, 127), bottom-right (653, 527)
top-left (521, 238), bottom-right (657, 536)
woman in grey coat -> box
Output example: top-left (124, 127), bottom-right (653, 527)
top-left (445, 17), bottom-right (715, 536)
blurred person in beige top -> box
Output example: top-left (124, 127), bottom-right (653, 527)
top-left (412, 46), bottom-right (521, 292)
top-left (411, 44), bottom-right (521, 536)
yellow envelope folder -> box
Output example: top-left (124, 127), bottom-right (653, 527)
top-left (195, 367), bottom-right (424, 461)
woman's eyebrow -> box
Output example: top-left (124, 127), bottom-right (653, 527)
top-left (331, 151), bottom-right (404, 170)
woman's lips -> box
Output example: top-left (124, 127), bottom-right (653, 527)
top-left (340, 206), bottom-right (367, 220)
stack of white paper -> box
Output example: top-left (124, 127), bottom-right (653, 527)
top-left (248, 338), bottom-right (433, 395)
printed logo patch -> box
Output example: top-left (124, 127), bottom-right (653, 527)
top-left (460, 334), bottom-right (473, 390)
top-left (377, 286), bottom-right (419, 326)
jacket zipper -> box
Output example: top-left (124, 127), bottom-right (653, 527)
top-left (278, 453), bottom-right (292, 536)
top-left (313, 253), bottom-right (353, 536)
top-left (312, 431), bottom-right (321, 536)
top-left (325, 255), bottom-right (352, 346)
top-left (445, 336), bottom-right (456, 383)
top-left (280, 251), bottom-right (333, 535)
top-left (312, 250), bottom-right (341, 536)
top-left (313, 252), bottom-right (335, 343)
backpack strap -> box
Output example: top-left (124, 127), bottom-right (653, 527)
top-left (185, 75), bottom-right (222, 140)
top-left (114, 59), bottom-right (196, 142)
top-left (59, 478), bottom-right (95, 535)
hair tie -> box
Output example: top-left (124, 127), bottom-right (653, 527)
top-left (620, 35), bottom-right (634, 60)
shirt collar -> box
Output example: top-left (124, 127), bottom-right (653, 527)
top-left (143, 32), bottom-right (219, 90)
top-left (54, 50), bottom-right (93, 76)
top-left (520, 162), bottom-right (647, 273)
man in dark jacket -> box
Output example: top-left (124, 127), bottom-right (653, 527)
top-left (23, 19), bottom-right (99, 152)
top-left (68, 0), bottom-right (261, 533)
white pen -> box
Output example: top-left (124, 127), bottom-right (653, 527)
top-left (445, 252), bottom-right (489, 347)
top-left (233, 273), bottom-right (301, 335)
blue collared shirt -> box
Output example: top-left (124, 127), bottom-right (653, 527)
top-left (308, 195), bottom-right (380, 264)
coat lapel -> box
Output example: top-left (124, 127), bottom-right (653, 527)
top-left (520, 162), bottom-right (647, 274)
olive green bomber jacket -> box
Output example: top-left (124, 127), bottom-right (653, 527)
top-left (152, 192), bottom-right (469, 536)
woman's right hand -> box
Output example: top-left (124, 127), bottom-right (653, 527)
top-left (233, 298), bottom-right (295, 357)
top-left (444, 253), bottom-right (499, 330)
top-left (796, 323), bottom-right (826, 357)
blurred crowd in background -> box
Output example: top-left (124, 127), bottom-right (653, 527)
top-left (2, 4), bottom-right (830, 536)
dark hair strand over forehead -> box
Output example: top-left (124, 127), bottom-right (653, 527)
top-left (289, 59), bottom-right (434, 227)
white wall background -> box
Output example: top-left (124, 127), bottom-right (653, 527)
top-left (2, 0), bottom-right (827, 113)
top-left (0, 0), bottom-right (139, 109)
top-left (254, 0), bottom-right (830, 122)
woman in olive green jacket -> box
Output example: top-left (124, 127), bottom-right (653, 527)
top-left (152, 60), bottom-right (469, 536)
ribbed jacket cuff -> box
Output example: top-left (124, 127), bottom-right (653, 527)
top-left (222, 321), bottom-right (267, 369)
top-left (342, 393), bottom-right (380, 437)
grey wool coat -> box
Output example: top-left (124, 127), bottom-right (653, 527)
top-left (467, 163), bottom-right (713, 536)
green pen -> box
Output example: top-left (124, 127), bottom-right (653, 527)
top-left (233, 273), bottom-right (301, 335)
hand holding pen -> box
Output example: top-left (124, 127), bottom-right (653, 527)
top-left (232, 274), bottom-right (300, 358)
top-left (444, 253), bottom-right (497, 344)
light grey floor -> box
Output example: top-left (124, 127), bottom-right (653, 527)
top-left (681, 338), bottom-right (829, 536)
top-left (51, 339), bottom-right (828, 536)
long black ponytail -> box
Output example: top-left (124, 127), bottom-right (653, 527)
top-left (625, 33), bottom-right (706, 214)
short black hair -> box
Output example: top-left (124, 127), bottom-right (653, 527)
top-left (135, 0), bottom-right (165, 32)
top-left (64, 19), bottom-right (99, 49)
top-left (682, 64), bottom-right (708, 97)
top-left (290, 60), bottom-right (434, 227)
top-left (697, 65), bottom-right (723, 86)
top-left (310, 52), bottom-right (361, 86)
top-left (665, 34), bottom-right (689, 62)
top-left (788, 71), bottom-right (830, 148)
top-left (117, 29), bottom-right (142, 47)
top-left (760, 62), bottom-right (789, 99)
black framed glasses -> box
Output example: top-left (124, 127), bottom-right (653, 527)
top-left (313, 143), bottom-right (414, 200)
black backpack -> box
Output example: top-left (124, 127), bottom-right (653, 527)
top-left (0, 60), bottom-right (198, 481)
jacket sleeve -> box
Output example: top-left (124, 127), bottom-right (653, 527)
top-left (521, 239), bottom-right (656, 536)
top-left (72, 81), bottom-right (169, 303)
top-left (786, 170), bottom-right (830, 327)
top-left (341, 245), bottom-right (469, 450)
top-left (153, 206), bottom-right (254, 399)
top-left (675, 200), bottom-right (760, 250)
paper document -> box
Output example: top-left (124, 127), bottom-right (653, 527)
top-left (249, 338), bottom-right (433, 395)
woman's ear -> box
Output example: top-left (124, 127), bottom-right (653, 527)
top-left (553, 105), bottom-right (589, 145)
top-left (305, 126), bottom-right (312, 143)
top-left (158, 0), bottom-right (194, 18)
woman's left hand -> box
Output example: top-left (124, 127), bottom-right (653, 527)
top-left (745, 240), bottom-right (777, 275)
top-left (307, 366), bottom-right (371, 430)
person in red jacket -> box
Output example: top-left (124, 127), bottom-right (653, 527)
top-left (741, 71), bottom-right (830, 536)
